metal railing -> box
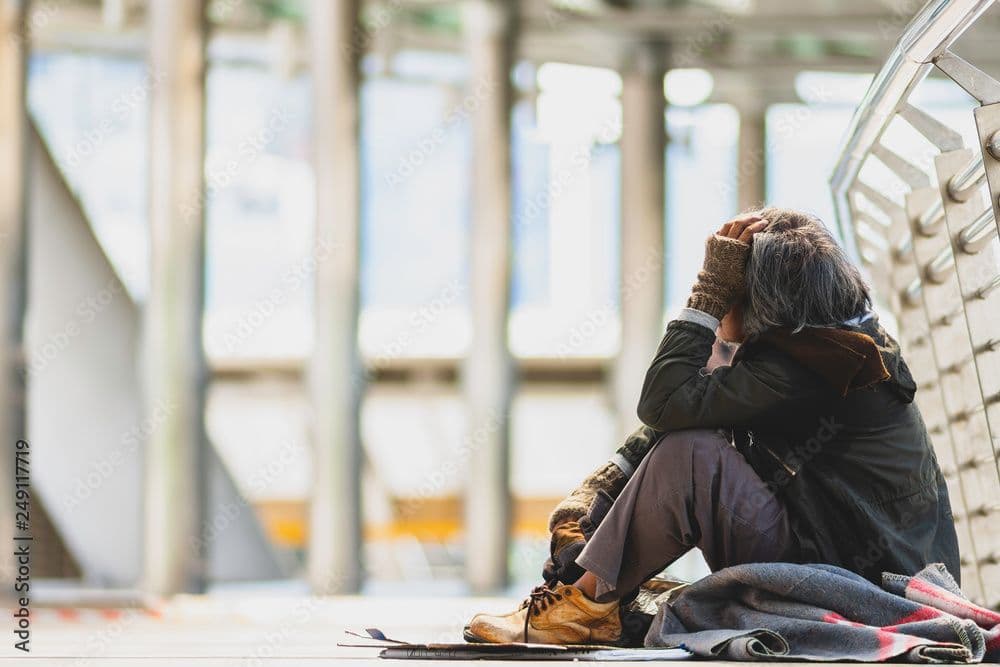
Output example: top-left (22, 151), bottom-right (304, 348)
top-left (830, 0), bottom-right (1000, 608)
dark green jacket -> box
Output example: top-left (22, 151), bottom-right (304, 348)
top-left (613, 318), bottom-right (960, 584)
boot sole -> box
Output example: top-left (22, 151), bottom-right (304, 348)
top-left (463, 626), bottom-right (487, 643)
top-left (463, 624), bottom-right (625, 647)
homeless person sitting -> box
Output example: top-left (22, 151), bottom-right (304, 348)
top-left (464, 207), bottom-right (960, 646)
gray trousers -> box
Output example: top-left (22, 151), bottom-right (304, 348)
top-left (575, 429), bottom-right (800, 601)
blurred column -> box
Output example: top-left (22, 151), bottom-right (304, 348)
top-left (307, 0), bottom-right (363, 595)
top-left (614, 43), bottom-right (667, 434)
top-left (736, 99), bottom-right (768, 211)
top-left (462, 0), bottom-right (517, 593)
top-left (0, 0), bottom-right (28, 596)
top-left (142, 0), bottom-right (208, 595)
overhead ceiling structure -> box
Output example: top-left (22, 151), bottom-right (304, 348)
top-left (27, 0), bottom-right (1000, 104)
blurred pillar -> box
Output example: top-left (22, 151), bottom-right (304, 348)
top-left (736, 100), bottom-right (768, 211)
top-left (0, 0), bottom-right (28, 597)
top-left (142, 0), bottom-right (209, 595)
top-left (307, 0), bottom-right (364, 595)
top-left (462, 0), bottom-right (517, 594)
top-left (614, 43), bottom-right (667, 435)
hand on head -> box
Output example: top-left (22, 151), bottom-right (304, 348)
top-left (687, 214), bottom-right (770, 322)
top-left (717, 214), bottom-right (770, 244)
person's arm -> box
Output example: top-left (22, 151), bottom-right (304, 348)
top-left (636, 319), bottom-right (804, 430)
top-left (637, 214), bottom-right (803, 431)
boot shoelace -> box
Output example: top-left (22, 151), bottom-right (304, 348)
top-left (521, 584), bottom-right (566, 643)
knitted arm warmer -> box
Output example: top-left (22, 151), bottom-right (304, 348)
top-left (547, 461), bottom-right (628, 532)
top-left (686, 234), bottom-right (752, 320)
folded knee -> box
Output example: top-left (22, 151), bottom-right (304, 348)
top-left (653, 429), bottom-right (729, 457)
top-left (645, 429), bottom-right (731, 479)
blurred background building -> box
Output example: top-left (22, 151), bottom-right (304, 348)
top-left (2, 0), bottom-right (999, 611)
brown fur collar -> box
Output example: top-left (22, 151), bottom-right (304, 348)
top-left (753, 327), bottom-right (891, 397)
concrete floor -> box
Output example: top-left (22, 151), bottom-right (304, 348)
top-left (0, 593), bottom-right (880, 665)
top-left (0, 594), bottom-right (657, 665)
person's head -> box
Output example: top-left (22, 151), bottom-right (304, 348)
top-left (723, 207), bottom-right (871, 342)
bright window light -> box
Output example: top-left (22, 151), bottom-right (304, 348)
top-left (795, 71), bottom-right (874, 105)
top-left (537, 62), bottom-right (622, 97)
top-left (665, 69), bottom-right (714, 107)
top-left (535, 62), bottom-right (622, 143)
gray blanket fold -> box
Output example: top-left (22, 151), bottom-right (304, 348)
top-left (644, 562), bottom-right (999, 662)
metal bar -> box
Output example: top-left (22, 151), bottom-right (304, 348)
top-left (934, 148), bottom-right (1000, 604)
top-left (307, 0), bottom-right (364, 595)
top-left (972, 104), bottom-right (1000, 260)
top-left (898, 102), bottom-right (964, 153)
top-left (916, 199), bottom-right (946, 237)
top-left (957, 206), bottom-right (998, 254)
top-left (894, 234), bottom-right (914, 263)
top-left (947, 154), bottom-right (987, 202)
top-left (902, 277), bottom-right (923, 308)
top-left (614, 42), bottom-right (667, 436)
top-left (142, 0), bottom-right (209, 595)
top-left (989, 131), bottom-right (1000, 160)
top-left (0, 0), bottom-right (29, 596)
top-left (856, 219), bottom-right (889, 251)
top-left (462, 0), bottom-right (517, 594)
top-left (872, 142), bottom-right (930, 189)
top-left (935, 50), bottom-right (1000, 105)
top-left (903, 182), bottom-right (989, 603)
top-left (829, 0), bottom-right (997, 258)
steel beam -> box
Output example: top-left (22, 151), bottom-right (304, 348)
top-left (0, 0), bottom-right (28, 598)
top-left (614, 42), bottom-right (667, 435)
top-left (307, 0), bottom-right (364, 595)
top-left (142, 0), bottom-right (209, 595)
top-left (462, 0), bottom-right (517, 594)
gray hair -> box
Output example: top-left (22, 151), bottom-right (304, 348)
top-left (742, 207), bottom-right (871, 338)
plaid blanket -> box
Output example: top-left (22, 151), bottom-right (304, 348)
top-left (645, 562), bottom-right (999, 662)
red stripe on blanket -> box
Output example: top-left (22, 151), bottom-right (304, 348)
top-left (876, 628), bottom-right (922, 660)
top-left (883, 605), bottom-right (941, 632)
top-left (908, 578), bottom-right (1000, 627)
top-left (822, 611), bottom-right (923, 660)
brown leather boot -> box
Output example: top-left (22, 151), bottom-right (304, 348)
top-left (464, 583), bottom-right (621, 645)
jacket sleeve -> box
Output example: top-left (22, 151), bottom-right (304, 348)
top-left (610, 424), bottom-right (662, 477)
top-left (637, 319), bottom-right (813, 431)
